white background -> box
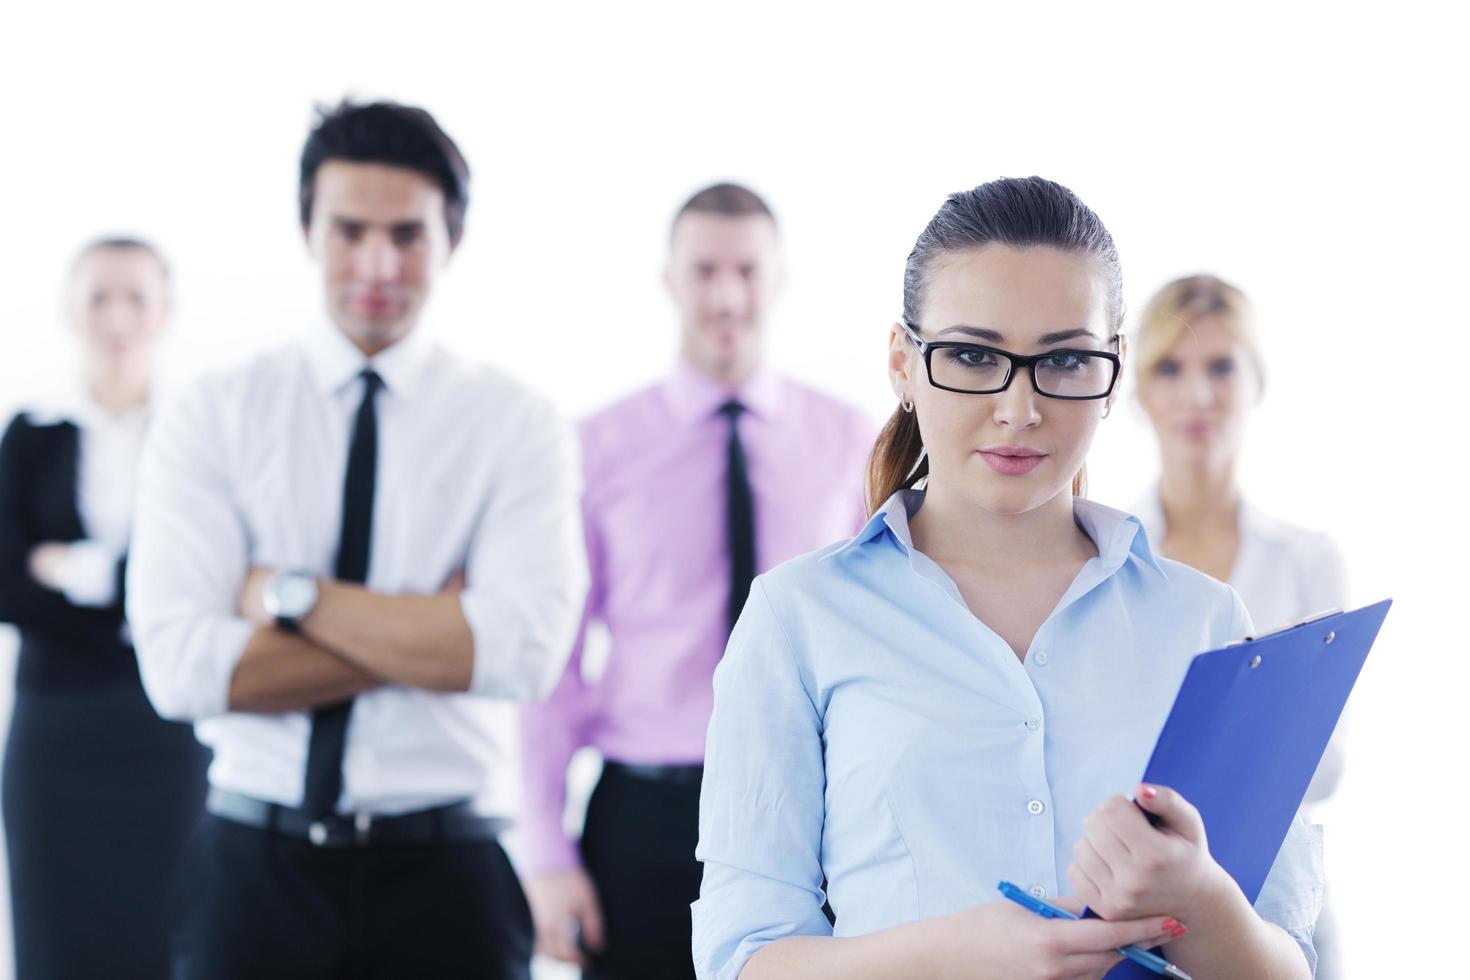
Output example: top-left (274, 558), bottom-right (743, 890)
top-left (0, 1), bottom-right (1464, 976)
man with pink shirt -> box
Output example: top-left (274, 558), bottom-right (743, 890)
top-left (519, 183), bottom-right (874, 979)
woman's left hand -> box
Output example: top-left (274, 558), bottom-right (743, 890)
top-left (1066, 783), bottom-right (1234, 927)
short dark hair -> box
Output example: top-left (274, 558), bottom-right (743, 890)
top-left (71, 236), bottom-right (171, 281)
top-left (299, 100), bottom-right (471, 245)
top-left (672, 182), bottom-right (776, 235)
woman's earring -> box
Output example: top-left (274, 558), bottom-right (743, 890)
top-left (1101, 401), bottom-right (1112, 419)
top-left (901, 396), bottom-right (914, 414)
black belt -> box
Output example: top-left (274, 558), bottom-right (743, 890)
top-left (206, 787), bottom-right (509, 848)
top-left (604, 760), bottom-right (704, 787)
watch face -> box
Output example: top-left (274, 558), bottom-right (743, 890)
top-left (272, 573), bottom-right (317, 620)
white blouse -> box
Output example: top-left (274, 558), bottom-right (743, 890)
top-left (1133, 488), bottom-right (1350, 803)
top-left (27, 392), bottom-right (150, 608)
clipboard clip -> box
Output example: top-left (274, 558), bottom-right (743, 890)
top-left (1226, 608), bottom-right (1342, 647)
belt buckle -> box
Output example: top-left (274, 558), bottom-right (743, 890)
top-left (306, 814), bottom-right (372, 847)
top-left (308, 820), bottom-right (333, 847)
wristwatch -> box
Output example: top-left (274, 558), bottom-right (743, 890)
top-left (262, 570), bottom-right (319, 632)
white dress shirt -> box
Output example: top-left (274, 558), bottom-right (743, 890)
top-left (1133, 488), bottom-right (1350, 803)
top-left (26, 392), bottom-right (148, 608)
top-left (127, 323), bottom-right (587, 818)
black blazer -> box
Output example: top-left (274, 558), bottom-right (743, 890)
top-left (0, 412), bottom-right (135, 688)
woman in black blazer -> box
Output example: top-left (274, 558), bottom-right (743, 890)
top-left (0, 238), bottom-right (208, 979)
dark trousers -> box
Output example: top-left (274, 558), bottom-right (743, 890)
top-left (580, 762), bottom-right (702, 980)
top-left (169, 813), bottom-right (533, 979)
top-left (3, 682), bottom-right (209, 980)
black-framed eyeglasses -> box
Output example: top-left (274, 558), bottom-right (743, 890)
top-left (901, 321), bottom-right (1122, 400)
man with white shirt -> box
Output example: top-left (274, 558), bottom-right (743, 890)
top-left (127, 100), bottom-right (586, 979)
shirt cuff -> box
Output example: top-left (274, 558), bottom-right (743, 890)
top-left (133, 613), bottom-right (256, 722)
top-left (59, 540), bottom-right (121, 607)
top-left (459, 589), bottom-right (568, 701)
top-left (515, 821), bottom-right (584, 878)
top-left (1285, 926), bottom-right (1318, 977)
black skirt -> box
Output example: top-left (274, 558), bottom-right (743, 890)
top-left (3, 673), bottom-right (210, 979)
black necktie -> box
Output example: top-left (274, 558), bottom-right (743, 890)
top-left (302, 368), bottom-right (381, 818)
top-left (719, 400), bottom-right (756, 633)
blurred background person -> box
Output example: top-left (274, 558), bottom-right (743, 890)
top-left (0, 238), bottom-right (209, 979)
top-left (1131, 272), bottom-right (1348, 978)
top-left (127, 101), bottom-right (585, 979)
top-left (518, 183), bottom-right (874, 979)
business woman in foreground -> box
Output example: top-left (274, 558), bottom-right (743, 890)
top-left (692, 178), bottom-right (1322, 980)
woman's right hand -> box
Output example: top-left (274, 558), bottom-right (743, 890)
top-left (925, 896), bottom-right (1184, 980)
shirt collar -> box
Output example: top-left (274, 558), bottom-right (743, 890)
top-left (831, 488), bottom-right (1166, 577)
top-left (1075, 496), bottom-right (1167, 576)
top-left (303, 320), bottom-right (434, 400)
top-left (661, 357), bottom-right (783, 424)
top-left (836, 488), bottom-right (923, 556)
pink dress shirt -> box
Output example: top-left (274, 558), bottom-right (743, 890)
top-left (517, 361), bottom-right (875, 874)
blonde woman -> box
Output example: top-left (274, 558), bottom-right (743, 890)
top-left (1132, 273), bottom-right (1347, 977)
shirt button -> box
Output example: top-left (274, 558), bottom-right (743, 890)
top-left (1025, 718), bottom-right (1041, 731)
top-left (1033, 651), bottom-right (1050, 666)
top-left (1027, 799), bottom-right (1046, 815)
top-left (1029, 884), bottom-right (1047, 899)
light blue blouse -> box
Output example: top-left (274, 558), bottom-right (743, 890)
top-left (693, 490), bottom-right (1323, 979)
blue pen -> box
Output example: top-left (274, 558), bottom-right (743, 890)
top-left (997, 881), bottom-right (1192, 980)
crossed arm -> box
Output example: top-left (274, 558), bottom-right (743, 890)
top-left (124, 386), bottom-right (477, 720)
top-left (127, 382), bottom-right (585, 724)
top-left (228, 570), bottom-right (473, 713)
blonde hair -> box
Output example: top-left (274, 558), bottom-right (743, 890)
top-left (1133, 274), bottom-right (1264, 389)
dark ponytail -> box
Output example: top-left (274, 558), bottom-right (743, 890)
top-left (865, 407), bottom-right (927, 517)
top-left (865, 176), bottom-right (1123, 514)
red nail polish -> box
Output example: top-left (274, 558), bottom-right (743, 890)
top-left (1170, 925), bottom-right (1189, 939)
top-left (1140, 785), bottom-right (1158, 800)
top-left (1161, 917), bottom-right (1179, 932)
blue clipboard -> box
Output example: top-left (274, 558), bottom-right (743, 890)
top-left (1102, 599), bottom-right (1391, 978)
